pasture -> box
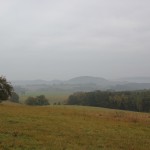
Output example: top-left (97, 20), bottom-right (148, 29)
top-left (0, 102), bottom-right (150, 150)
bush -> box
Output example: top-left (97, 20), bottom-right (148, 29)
top-left (9, 92), bottom-right (19, 103)
top-left (25, 95), bottom-right (49, 106)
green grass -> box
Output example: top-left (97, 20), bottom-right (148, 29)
top-left (0, 102), bottom-right (150, 150)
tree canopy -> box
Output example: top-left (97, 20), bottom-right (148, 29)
top-left (25, 95), bottom-right (49, 106)
top-left (10, 92), bottom-right (19, 103)
top-left (0, 76), bottom-right (13, 101)
top-left (66, 90), bottom-right (150, 112)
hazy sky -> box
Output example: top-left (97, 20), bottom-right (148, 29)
top-left (0, 0), bottom-right (150, 80)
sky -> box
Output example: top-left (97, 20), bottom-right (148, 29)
top-left (0, 0), bottom-right (150, 80)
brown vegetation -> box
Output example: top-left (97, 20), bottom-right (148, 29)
top-left (0, 103), bottom-right (150, 149)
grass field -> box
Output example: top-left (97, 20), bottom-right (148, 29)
top-left (0, 102), bottom-right (150, 150)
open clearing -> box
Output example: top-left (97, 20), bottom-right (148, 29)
top-left (0, 103), bottom-right (150, 150)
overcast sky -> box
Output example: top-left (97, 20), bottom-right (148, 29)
top-left (0, 0), bottom-right (150, 80)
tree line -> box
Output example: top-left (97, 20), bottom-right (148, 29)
top-left (66, 90), bottom-right (150, 112)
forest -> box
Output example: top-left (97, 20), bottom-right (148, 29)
top-left (67, 90), bottom-right (150, 112)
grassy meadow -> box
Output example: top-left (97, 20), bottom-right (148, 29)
top-left (0, 102), bottom-right (150, 150)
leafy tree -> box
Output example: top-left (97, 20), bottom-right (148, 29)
top-left (10, 92), bottom-right (19, 103)
top-left (25, 95), bottom-right (49, 106)
top-left (36, 95), bottom-right (49, 105)
top-left (0, 76), bottom-right (13, 101)
top-left (141, 97), bottom-right (150, 112)
top-left (67, 90), bottom-right (150, 112)
top-left (25, 96), bottom-right (35, 105)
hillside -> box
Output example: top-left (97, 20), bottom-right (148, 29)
top-left (66, 76), bottom-right (112, 85)
top-left (119, 77), bottom-right (150, 83)
top-left (12, 76), bottom-right (150, 101)
top-left (112, 82), bottom-right (150, 91)
top-left (0, 103), bottom-right (150, 150)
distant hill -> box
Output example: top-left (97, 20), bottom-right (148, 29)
top-left (12, 76), bottom-right (114, 87)
top-left (119, 77), bottom-right (150, 83)
top-left (112, 83), bottom-right (150, 91)
top-left (66, 76), bottom-right (113, 86)
top-left (11, 80), bottom-right (49, 85)
top-left (12, 76), bottom-right (150, 93)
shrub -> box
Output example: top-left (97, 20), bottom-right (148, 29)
top-left (9, 92), bottom-right (19, 103)
top-left (25, 95), bottom-right (49, 106)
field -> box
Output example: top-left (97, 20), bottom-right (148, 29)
top-left (0, 102), bottom-right (150, 150)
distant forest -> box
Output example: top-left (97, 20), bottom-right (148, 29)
top-left (67, 90), bottom-right (150, 112)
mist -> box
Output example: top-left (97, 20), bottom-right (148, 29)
top-left (0, 0), bottom-right (150, 80)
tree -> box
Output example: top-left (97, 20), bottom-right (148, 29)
top-left (0, 76), bottom-right (13, 101)
top-left (66, 90), bottom-right (150, 112)
top-left (10, 92), bottom-right (19, 103)
top-left (141, 97), bottom-right (150, 112)
top-left (25, 96), bottom-right (36, 105)
top-left (35, 95), bottom-right (49, 105)
top-left (25, 95), bottom-right (49, 106)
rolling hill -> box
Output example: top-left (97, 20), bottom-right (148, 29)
top-left (12, 76), bottom-right (150, 95)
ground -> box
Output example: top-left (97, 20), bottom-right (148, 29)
top-left (0, 102), bottom-right (150, 150)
